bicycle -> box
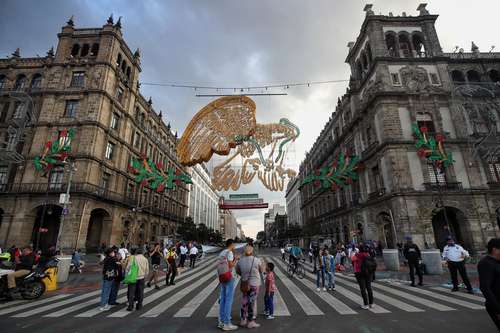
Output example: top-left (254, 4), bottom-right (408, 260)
top-left (287, 258), bottom-right (306, 279)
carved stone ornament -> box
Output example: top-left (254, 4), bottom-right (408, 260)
top-left (400, 65), bottom-right (430, 92)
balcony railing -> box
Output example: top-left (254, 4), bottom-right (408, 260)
top-left (0, 182), bottom-right (184, 222)
top-left (423, 182), bottom-right (463, 191)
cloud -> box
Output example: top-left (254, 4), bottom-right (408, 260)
top-left (2, 0), bottom-right (499, 238)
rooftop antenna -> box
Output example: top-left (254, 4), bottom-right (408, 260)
top-left (489, 45), bottom-right (496, 53)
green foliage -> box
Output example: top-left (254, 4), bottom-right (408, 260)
top-left (412, 124), bottom-right (454, 169)
top-left (34, 128), bottom-right (75, 175)
top-left (301, 152), bottom-right (361, 190)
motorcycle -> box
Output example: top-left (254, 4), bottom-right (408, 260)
top-left (0, 256), bottom-right (59, 300)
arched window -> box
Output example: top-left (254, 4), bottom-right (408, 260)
top-left (30, 74), bottom-right (42, 90)
top-left (80, 44), bottom-right (89, 57)
top-left (398, 33), bottom-right (412, 58)
top-left (126, 66), bottom-right (131, 78)
top-left (489, 70), bottom-right (500, 83)
top-left (467, 70), bottom-right (481, 82)
top-left (14, 74), bottom-right (27, 91)
top-left (451, 70), bottom-right (466, 82)
top-left (71, 44), bottom-right (80, 57)
top-left (90, 43), bottom-right (99, 56)
top-left (121, 60), bottom-right (126, 72)
top-left (412, 33), bottom-right (426, 57)
top-left (385, 32), bottom-right (398, 57)
top-left (416, 112), bottom-right (436, 134)
top-left (0, 75), bottom-right (6, 89)
top-left (116, 53), bottom-right (122, 67)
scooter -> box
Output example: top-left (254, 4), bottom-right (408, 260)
top-left (0, 256), bottom-right (59, 300)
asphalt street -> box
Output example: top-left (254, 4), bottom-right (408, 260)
top-left (0, 249), bottom-right (494, 333)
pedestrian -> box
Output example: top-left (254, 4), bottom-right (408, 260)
top-left (442, 236), bottom-right (473, 293)
top-left (280, 247), bottom-right (285, 261)
top-left (352, 245), bottom-right (376, 309)
top-left (315, 251), bottom-right (325, 291)
top-left (478, 238), bottom-right (500, 331)
top-left (189, 244), bottom-right (199, 268)
top-left (125, 247), bottom-right (149, 311)
top-left (71, 249), bottom-right (82, 273)
top-left (109, 250), bottom-right (123, 306)
top-left (323, 249), bottom-right (336, 290)
top-left (403, 236), bottom-right (423, 287)
top-left (147, 243), bottom-right (161, 289)
top-left (236, 245), bottom-right (263, 329)
top-left (308, 249), bottom-right (313, 263)
top-left (179, 243), bottom-right (188, 267)
top-left (217, 239), bottom-right (239, 331)
top-left (165, 246), bottom-right (178, 286)
top-left (118, 243), bottom-right (129, 260)
top-left (264, 262), bottom-right (276, 319)
top-left (99, 248), bottom-right (117, 311)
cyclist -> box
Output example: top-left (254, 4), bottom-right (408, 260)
top-left (289, 244), bottom-right (303, 273)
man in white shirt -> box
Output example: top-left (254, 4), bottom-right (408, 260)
top-left (442, 236), bottom-right (473, 293)
top-left (179, 244), bottom-right (188, 267)
top-left (118, 243), bottom-right (129, 260)
top-left (189, 245), bottom-right (199, 268)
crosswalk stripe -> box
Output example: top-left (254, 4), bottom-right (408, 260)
top-left (109, 258), bottom-right (217, 318)
top-left (273, 285), bottom-right (291, 316)
top-left (338, 274), bottom-right (456, 311)
top-left (0, 294), bottom-right (72, 316)
top-left (271, 257), bottom-right (355, 315)
top-left (0, 299), bottom-right (29, 310)
top-left (141, 267), bottom-right (216, 317)
top-left (269, 258), bottom-right (324, 315)
top-left (174, 278), bottom-right (219, 317)
top-left (430, 287), bottom-right (485, 302)
top-left (49, 257), bottom-right (216, 318)
top-left (206, 276), bottom-right (240, 318)
top-left (333, 276), bottom-right (424, 312)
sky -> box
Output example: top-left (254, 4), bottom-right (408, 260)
top-left (1, 0), bottom-right (499, 238)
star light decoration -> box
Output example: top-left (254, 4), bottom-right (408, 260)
top-left (128, 157), bottom-right (192, 193)
top-left (412, 124), bottom-right (454, 170)
top-left (301, 152), bottom-right (363, 190)
top-left (34, 128), bottom-right (75, 176)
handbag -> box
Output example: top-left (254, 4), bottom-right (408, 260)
top-left (123, 257), bottom-right (138, 284)
top-left (240, 257), bottom-right (255, 293)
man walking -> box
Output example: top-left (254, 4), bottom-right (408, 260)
top-left (403, 237), bottom-right (423, 287)
top-left (478, 238), bottom-right (500, 331)
top-left (179, 243), bottom-right (188, 267)
top-left (442, 236), bottom-right (473, 293)
top-left (189, 244), bottom-right (198, 268)
top-left (217, 239), bottom-right (239, 331)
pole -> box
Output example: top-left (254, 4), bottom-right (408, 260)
top-left (55, 160), bottom-right (74, 253)
top-left (388, 208), bottom-right (398, 247)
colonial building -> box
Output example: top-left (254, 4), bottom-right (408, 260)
top-left (187, 164), bottom-right (220, 231)
top-left (264, 204), bottom-right (286, 241)
top-left (285, 177), bottom-right (303, 226)
top-left (0, 16), bottom-right (189, 252)
top-left (220, 209), bottom-right (238, 240)
top-left (299, 4), bottom-right (500, 253)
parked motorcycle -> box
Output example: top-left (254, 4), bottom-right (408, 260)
top-left (0, 256), bottom-right (59, 300)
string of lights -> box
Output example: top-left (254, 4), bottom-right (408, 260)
top-left (140, 79), bottom-right (349, 92)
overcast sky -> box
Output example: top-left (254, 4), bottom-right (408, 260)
top-left (1, 0), bottom-right (499, 238)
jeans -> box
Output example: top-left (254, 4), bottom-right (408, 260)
top-left (325, 270), bottom-right (335, 288)
top-left (219, 278), bottom-right (235, 324)
top-left (447, 261), bottom-right (472, 290)
top-left (264, 292), bottom-right (274, 316)
top-left (180, 254), bottom-right (187, 267)
top-left (100, 279), bottom-right (114, 306)
top-left (408, 261), bottom-right (423, 285)
top-left (316, 268), bottom-right (325, 288)
top-left (241, 285), bottom-right (259, 322)
top-left (127, 278), bottom-right (145, 308)
top-left (355, 272), bottom-right (374, 306)
top-left (108, 279), bottom-right (120, 304)
top-left (189, 254), bottom-right (196, 268)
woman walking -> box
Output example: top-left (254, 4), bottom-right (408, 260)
top-left (147, 243), bottom-right (161, 289)
top-left (99, 248), bottom-right (117, 311)
top-left (236, 245), bottom-right (263, 329)
top-left (165, 246), bottom-right (178, 286)
top-left (315, 250), bottom-right (325, 291)
top-left (125, 247), bottom-right (149, 311)
top-left (352, 245), bottom-right (375, 309)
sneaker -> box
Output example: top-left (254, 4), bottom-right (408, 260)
top-left (322, 287), bottom-right (327, 291)
top-left (109, 302), bottom-right (120, 306)
top-left (217, 321), bottom-right (224, 329)
top-left (239, 320), bottom-right (248, 327)
top-left (418, 282), bottom-right (423, 286)
top-left (126, 306), bottom-right (133, 311)
top-left (369, 304), bottom-right (374, 309)
top-left (411, 283), bottom-right (416, 287)
top-left (263, 311), bottom-right (269, 316)
top-left (155, 285), bottom-right (160, 290)
top-left (266, 315), bottom-right (275, 320)
top-left (221, 323), bottom-right (238, 331)
top-left (451, 288), bottom-right (459, 292)
top-left (147, 282), bottom-right (151, 288)
top-left (247, 321), bottom-right (260, 329)
top-left (316, 288), bottom-right (321, 292)
top-left (467, 289), bottom-right (474, 294)
top-left (99, 305), bottom-right (110, 311)
top-left (361, 304), bottom-right (369, 310)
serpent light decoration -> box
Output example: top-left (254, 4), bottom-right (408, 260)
top-left (177, 96), bottom-right (299, 191)
top-left (34, 128), bottom-right (75, 176)
top-left (128, 158), bottom-right (192, 192)
top-left (301, 153), bottom-right (362, 190)
top-left (413, 124), bottom-right (454, 169)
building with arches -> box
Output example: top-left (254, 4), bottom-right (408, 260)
top-left (299, 4), bottom-right (500, 253)
top-left (0, 16), bottom-right (188, 252)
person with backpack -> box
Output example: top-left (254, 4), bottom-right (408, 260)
top-left (124, 247), bottom-right (149, 311)
top-left (217, 239), bottom-right (239, 331)
top-left (352, 245), bottom-right (376, 309)
top-left (403, 236), bottom-right (423, 287)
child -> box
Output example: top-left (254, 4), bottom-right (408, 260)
top-left (264, 262), bottom-right (277, 319)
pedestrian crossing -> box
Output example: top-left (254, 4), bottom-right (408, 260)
top-left (0, 253), bottom-right (485, 320)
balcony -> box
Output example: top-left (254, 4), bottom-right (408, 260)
top-left (487, 182), bottom-right (500, 189)
top-left (423, 182), bottom-right (463, 191)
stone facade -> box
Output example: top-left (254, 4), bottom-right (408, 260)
top-left (298, 4), bottom-right (500, 253)
top-left (0, 17), bottom-right (188, 252)
top-left (187, 164), bottom-right (220, 231)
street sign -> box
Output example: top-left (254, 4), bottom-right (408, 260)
top-left (59, 193), bottom-right (70, 204)
top-left (228, 193), bottom-right (259, 199)
top-left (62, 208), bottom-right (69, 215)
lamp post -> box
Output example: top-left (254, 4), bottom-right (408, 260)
top-left (55, 159), bottom-right (76, 253)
